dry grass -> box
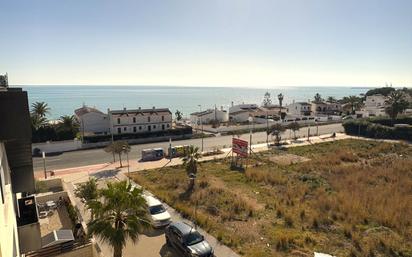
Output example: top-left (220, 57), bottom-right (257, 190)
top-left (130, 139), bottom-right (412, 257)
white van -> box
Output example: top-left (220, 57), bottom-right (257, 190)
top-left (144, 195), bottom-right (172, 228)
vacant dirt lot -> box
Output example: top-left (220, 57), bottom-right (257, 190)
top-left (130, 139), bottom-right (412, 257)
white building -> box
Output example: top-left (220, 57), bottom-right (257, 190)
top-left (229, 104), bottom-right (287, 123)
top-left (286, 102), bottom-right (312, 116)
top-left (190, 107), bottom-right (228, 125)
top-left (74, 105), bottom-right (110, 136)
top-left (109, 107), bottom-right (172, 135)
top-left (356, 94), bottom-right (387, 117)
top-left (0, 143), bottom-right (21, 257)
top-left (311, 101), bottom-right (342, 116)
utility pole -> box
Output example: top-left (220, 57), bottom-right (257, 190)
top-left (266, 111), bottom-right (269, 146)
top-left (108, 109), bottom-right (116, 162)
top-left (248, 116), bottom-right (253, 155)
top-left (198, 105), bottom-right (204, 152)
top-left (42, 152), bottom-right (47, 179)
top-left (123, 145), bottom-right (130, 183)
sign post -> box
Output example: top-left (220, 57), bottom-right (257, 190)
top-left (231, 138), bottom-right (248, 170)
top-left (42, 152), bottom-right (47, 179)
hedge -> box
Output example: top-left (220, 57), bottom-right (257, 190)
top-left (343, 119), bottom-right (412, 141)
top-left (369, 116), bottom-right (412, 127)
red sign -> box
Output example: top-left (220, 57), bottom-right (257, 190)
top-left (232, 138), bottom-right (248, 157)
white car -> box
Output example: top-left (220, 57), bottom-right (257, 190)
top-left (144, 195), bottom-right (172, 228)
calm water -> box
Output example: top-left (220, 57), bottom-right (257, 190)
top-left (21, 86), bottom-right (369, 119)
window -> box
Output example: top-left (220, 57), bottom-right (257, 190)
top-left (167, 124), bottom-right (170, 128)
top-left (153, 125), bottom-right (156, 129)
top-left (117, 118), bottom-right (120, 124)
top-left (139, 126), bottom-right (142, 130)
top-left (133, 127), bottom-right (136, 132)
top-left (148, 125), bottom-right (151, 131)
top-left (133, 117), bottom-right (136, 123)
top-left (148, 116), bottom-right (151, 122)
top-left (117, 128), bottom-right (121, 134)
top-left (162, 116), bottom-right (164, 121)
top-left (162, 124), bottom-right (165, 130)
top-left (124, 127), bottom-right (127, 131)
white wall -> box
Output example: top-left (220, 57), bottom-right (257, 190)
top-left (0, 144), bottom-right (20, 257)
top-left (32, 140), bottom-right (82, 154)
top-left (80, 112), bottom-right (110, 135)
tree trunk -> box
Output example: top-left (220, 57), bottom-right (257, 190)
top-left (118, 153), bottom-right (123, 167)
top-left (113, 244), bottom-right (122, 257)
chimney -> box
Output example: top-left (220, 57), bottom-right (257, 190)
top-left (123, 107), bottom-right (126, 111)
top-left (231, 101), bottom-right (234, 107)
top-left (138, 107), bottom-right (141, 110)
top-left (152, 106), bottom-right (155, 110)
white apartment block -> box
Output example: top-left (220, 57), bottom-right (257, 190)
top-left (109, 107), bottom-right (172, 135)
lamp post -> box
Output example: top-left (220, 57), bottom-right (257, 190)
top-left (198, 105), bottom-right (204, 153)
top-left (42, 152), bottom-right (47, 179)
top-left (248, 116), bottom-right (253, 155)
top-left (108, 109), bottom-right (115, 162)
top-left (122, 145), bottom-right (130, 183)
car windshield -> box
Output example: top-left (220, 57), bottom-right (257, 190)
top-left (149, 205), bottom-right (166, 215)
top-left (185, 231), bottom-right (204, 246)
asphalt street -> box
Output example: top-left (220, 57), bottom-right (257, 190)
top-left (33, 123), bottom-right (343, 171)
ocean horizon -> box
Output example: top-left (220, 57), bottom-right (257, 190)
top-left (21, 85), bottom-right (371, 119)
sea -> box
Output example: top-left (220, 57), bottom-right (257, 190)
top-left (22, 86), bottom-right (370, 119)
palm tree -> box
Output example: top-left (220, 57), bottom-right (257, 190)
top-left (385, 90), bottom-right (409, 121)
top-left (287, 122), bottom-right (301, 140)
top-left (182, 145), bottom-right (201, 190)
top-left (30, 114), bottom-right (48, 130)
top-left (342, 95), bottom-right (364, 114)
top-left (87, 181), bottom-right (150, 257)
top-left (269, 124), bottom-right (286, 145)
top-left (327, 96), bottom-right (337, 103)
top-left (31, 101), bottom-right (50, 118)
top-left (175, 110), bottom-right (183, 121)
top-left (58, 115), bottom-right (79, 131)
top-left (104, 141), bottom-right (130, 167)
top-left (75, 178), bottom-right (98, 218)
top-left (314, 93), bottom-right (323, 103)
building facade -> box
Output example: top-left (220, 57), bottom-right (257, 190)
top-left (0, 84), bottom-right (40, 256)
top-left (109, 107), bottom-right (172, 135)
top-left (74, 106), bottom-right (110, 136)
top-left (287, 102), bottom-right (312, 116)
top-left (357, 94), bottom-right (387, 117)
top-left (190, 108), bottom-right (228, 125)
top-left (311, 101), bottom-right (342, 116)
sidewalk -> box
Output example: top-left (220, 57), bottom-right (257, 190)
top-left (46, 133), bottom-right (351, 178)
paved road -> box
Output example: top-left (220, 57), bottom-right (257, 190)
top-left (34, 123), bottom-right (343, 171)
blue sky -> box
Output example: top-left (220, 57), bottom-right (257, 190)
top-left (1, 0), bottom-right (412, 87)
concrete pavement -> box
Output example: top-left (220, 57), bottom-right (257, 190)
top-left (34, 123), bottom-right (344, 171)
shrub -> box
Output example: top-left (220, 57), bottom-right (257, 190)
top-left (343, 119), bottom-right (412, 141)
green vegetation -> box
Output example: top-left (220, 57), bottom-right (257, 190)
top-left (182, 145), bottom-right (201, 190)
top-left (343, 117), bottom-right (412, 141)
top-left (30, 101), bottom-right (80, 143)
top-left (175, 110), bottom-right (183, 121)
top-left (130, 139), bottom-right (412, 257)
top-left (385, 90), bottom-right (409, 120)
top-left (269, 124), bottom-right (286, 145)
top-left (87, 181), bottom-right (150, 257)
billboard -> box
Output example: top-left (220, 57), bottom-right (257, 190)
top-left (232, 138), bottom-right (248, 157)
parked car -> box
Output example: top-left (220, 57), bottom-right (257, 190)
top-left (167, 145), bottom-right (189, 158)
top-left (141, 148), bottom-right (164, 161)
top-left (144, 195), bottom-right (171, 228)
top-left (165, 222), bottom-right (214, 257)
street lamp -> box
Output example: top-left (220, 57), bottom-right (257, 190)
top-left (198, 105), bottom-right (204, 153)
top-left (122, 145), bottom-right (130, 182)
top-left (248, 116), bottom-right (254, 155)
